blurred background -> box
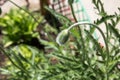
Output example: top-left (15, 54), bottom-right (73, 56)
top-left (1, 0), bottom-right (120, 21)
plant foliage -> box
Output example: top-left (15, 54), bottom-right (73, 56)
top-left (0, 0), bottom-right (120, 80)
top-left (0, 8), bottom-right (42, 47)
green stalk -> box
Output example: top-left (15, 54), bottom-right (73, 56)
top-left (69, 3), bottom-right (77, 22)
top-left (104, 21), bottom-right (109, 80)
top-left (69, 3), bottom-right (87, 61)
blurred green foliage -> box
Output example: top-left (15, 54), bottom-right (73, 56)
top-left (0, 8), bottom-right (42, 47)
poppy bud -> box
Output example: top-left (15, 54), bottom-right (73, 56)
top-left (56, 29), bottom-right (70, 45)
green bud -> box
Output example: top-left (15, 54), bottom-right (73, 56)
top-left (56, 29), bottom-right (70, 45)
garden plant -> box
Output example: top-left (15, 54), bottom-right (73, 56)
top-left (0, 0), bottom-right (120, 80)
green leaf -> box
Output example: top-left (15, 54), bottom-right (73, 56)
top-left (0, 68), bottom-right (10, 75)
top-left (108, 23), bottom-right (120, 38)
top-left (4, 41), bottom-right (13, 47)
top-left (18, 52), bottom-right (31, 64)
top-left (85, 30), bottom-right (105, 59)
top-left (95, 15), bottom-right (116, 25)
top-left (54, 54), bottom-right (75, 62)
top-left (40, 39), bottom-right (58, 50)
top-left (108, 60), bottom-right (118, 73)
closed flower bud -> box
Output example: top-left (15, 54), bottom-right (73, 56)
top-left (56, 29), bottom-right (70, 45)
